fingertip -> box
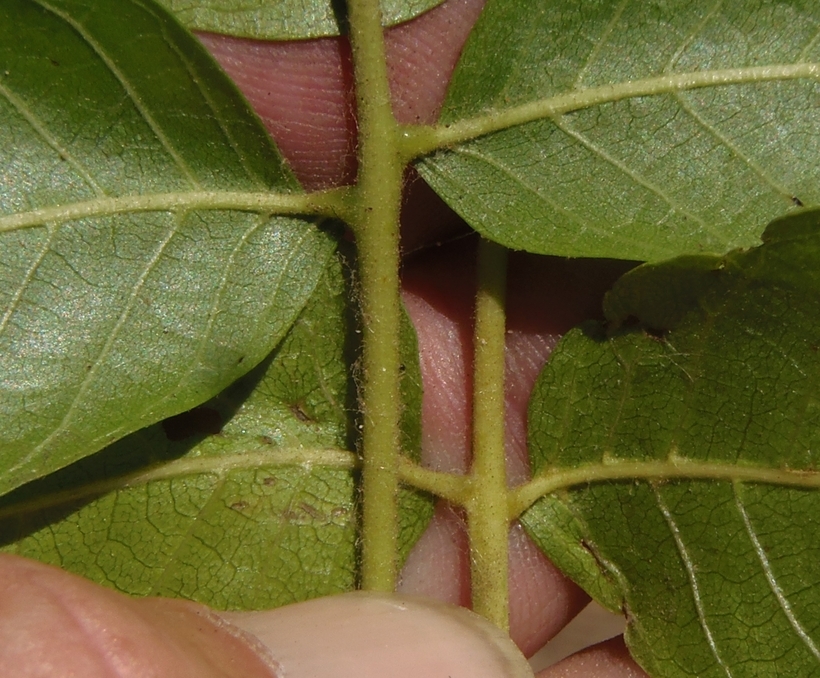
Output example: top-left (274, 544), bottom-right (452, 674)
top-left (0, 554), bottom-right (278, 678)
top-left (222, 591), bottom-right (535, 678)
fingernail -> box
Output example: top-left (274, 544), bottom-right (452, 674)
top-left (220, 592), bottom-right (534, 678)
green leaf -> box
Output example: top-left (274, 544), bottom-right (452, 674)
top-left (154, 0), bottom-right (445, 40)
top-left (417, 0), bottom-right (820, 261)
top-left (521, 209), bottom-right (820, 676)
top-left (0, 250), bottom-right (433, 607)
top-left (0, 0), bottom-right (335, 496)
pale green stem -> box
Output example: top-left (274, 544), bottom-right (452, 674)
top-left (509, 458), bottom-right (820, 520)
top-left (0, 187), bottom-right (352, 234)
top-left (346, 0), bottom-right (405, 592)
top-left (398, 63), bottom-right (820, 160)
top-left (468, 239), bottom-right (510, 631)
top-left (398, 455), bottom-right (470, 505)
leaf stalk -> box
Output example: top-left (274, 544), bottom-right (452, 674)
top-left (468, 238), bottom-right (510, 631)
top-left (346, 0), bottom-right (405, 592)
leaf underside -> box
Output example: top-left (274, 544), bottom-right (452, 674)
top-left (522, 209), bottom-right (820, 677)
top-left (155, 0), bottom-right (446, 40)
top-left (0, 250), bottom-right (433, 608)
top-left (418, 0), bottom-right (820, 261)
top-left (0, 0), bottom-right (334, 496)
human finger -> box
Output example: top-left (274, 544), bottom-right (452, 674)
top-left (197, 0), bottom-right (486, 191)
top-left (535, 637), bottom-right (649, 678)
top-left (0, 553), bottom-right (535, 678)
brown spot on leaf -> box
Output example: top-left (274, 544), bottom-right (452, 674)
top-left (290, 403), bottom-right (313, 423)
top-left (300, 502), bottom-right (323, 520)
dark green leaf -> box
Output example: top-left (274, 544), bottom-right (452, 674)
top-left (0, 250), bottom-right (433, 607)
top-left (0, 0), bottom-right (334, 496)
top-left (418, 0), bottom-right (820, 261)
top-left (155, 0), bottom-right (445, 40)
top-left (522, 209), bottom-right (820, 676)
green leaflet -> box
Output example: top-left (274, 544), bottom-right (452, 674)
top-left (417, 0), bottom-right (820, 261)
top-left (155, 0), bottom-right (445, 39)
top-left (0, 250), bottom-right (433, 607)
top-left (0, 0), bottom-right (334, 496)
top-left (521, 209), bottom-right (820, 677)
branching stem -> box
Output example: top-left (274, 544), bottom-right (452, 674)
top-left (346, 0), bottom-right (405, 592)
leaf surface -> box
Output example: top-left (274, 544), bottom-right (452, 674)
top-left (155, 0), bottom-right (445, 40)
top-left (0, 0), bottom-right (334, 496)
top-left (0, 250), bottom-right (433, 607)
top-left (521, 209), bottom-right (820, 677)
top-left (417, 0), bottom-right (820, 261)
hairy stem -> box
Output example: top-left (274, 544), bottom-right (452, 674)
top-left (468, 239), bottom-right (510, 631)
top-left (398, 63), bottom-right (820, 160)
top-left (346, 0), bottom-right (405, 592)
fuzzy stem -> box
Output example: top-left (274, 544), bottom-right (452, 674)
top-left (346, 0), bottom-right (405, 592)
top-left (468, 238), bottom-right (510, 630)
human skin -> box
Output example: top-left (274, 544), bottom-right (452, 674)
top-left (0, 1), bottom-right (648, 676)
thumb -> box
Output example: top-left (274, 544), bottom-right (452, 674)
top-left (223, 592), bottom-right (534, 678)
top-left (0, 554), bottom-right (532, 678)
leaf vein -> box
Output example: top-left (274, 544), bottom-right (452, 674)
top-left (133, 0), bottom-right (269, 189)
top-left (798, 23), bottom-right (820, 62)
top-left (734, 485), bottom-right (820, 661)
top-left (551, 116), bottom-right (716, 236)
top-left (673, 92), bottom-right (795, 200)
top-left (0, 447), bottom-right (357, 521)
top-left (664, 0), bottom-right (725, 73)
top-left (141, 212), bottom-right (273, 417)
top-left (572, 0), bottom-right (629, 90)
top-left (653, 486), bottom-right (735, 678)
top-left (26, 219), bottom-right (180, 464)
top-left (148, 473), bottom-right (227, 596)
top-left (0, 80), bottom-right (105, 198)
top-left (448, 144), bottom-right (618, 242)
top-left (0, 226), bottom-right (56, 337)
top-left (0, 191), bottom-right (332, 234)
top-left (32, 0), bottom-right (203, 189)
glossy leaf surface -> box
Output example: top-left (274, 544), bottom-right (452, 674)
top-left (0, 251), bottom-right (432, 607)
top-left (521, 209), bottom-right (820, 676)
top-left (0, 0), bottom-right (334, 496)
top-left (156, 0), bottom-right (445, 39)
top-left (418, 0), bottom-right (820, 261)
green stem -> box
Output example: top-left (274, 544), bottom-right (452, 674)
top-left (509, 458), bottom-right (820, 520)
top-left (346, 0), bottom-right (405, 592)
top-left (0, 187), bottom-right (352, 234)
top-left (398, 456), bottom-right (470, 505)
top-left (468, 238), bottom-right (510, 631)
top-left (398, 63), bottom-right (820, 160)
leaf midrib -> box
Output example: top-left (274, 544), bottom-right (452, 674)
top-left (403, 63), bottom-right (820, 159)
top-left (0, 446), bottom-right (357, 520)
top-left (0, 190), bottom-right (349, 234)
top-left (511, 458), bottom-right (820, 518)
